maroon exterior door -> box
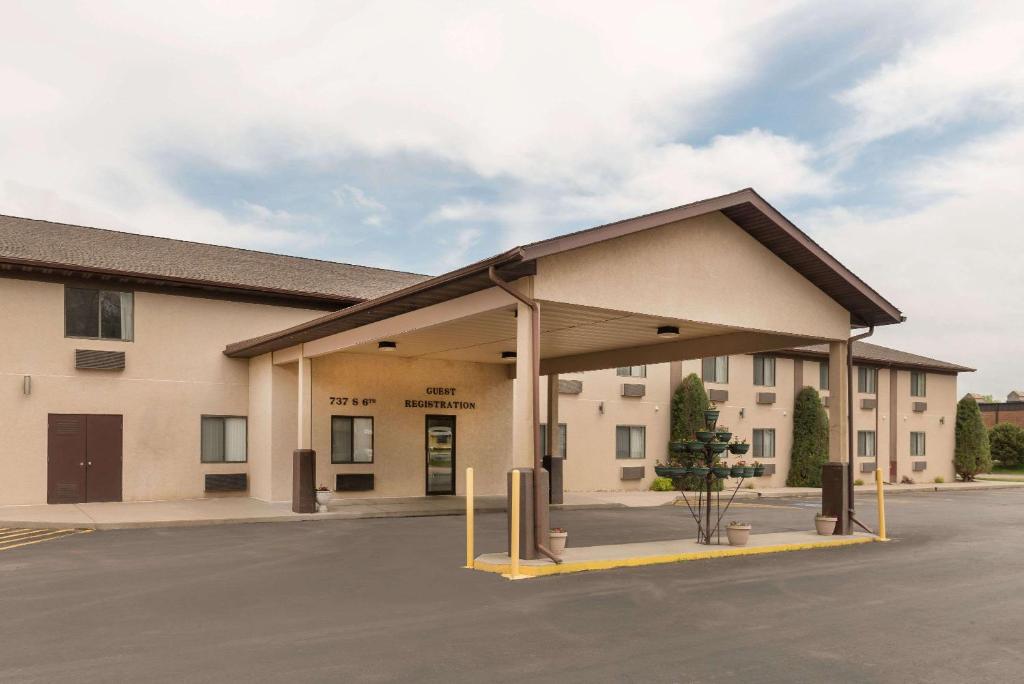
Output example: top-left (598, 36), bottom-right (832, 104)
top-left (47, 414), bottom-right (122, 503)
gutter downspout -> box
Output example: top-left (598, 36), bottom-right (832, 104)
top-left (488, 267), bottom-right (561, 564)
top-left (848, 325), bottom-right (874, 534)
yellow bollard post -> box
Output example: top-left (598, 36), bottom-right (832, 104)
top-left (875, 468), bottom-right (889, 541)
top-left (464, 467), bottom-right (475, 569)
top-left (504, 470), bottom-right (526, 579)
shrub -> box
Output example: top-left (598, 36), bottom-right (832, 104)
top-left (650, 477), bottom-right (675, 492)
top-left (934, 476), bottom-right (944, 484)
top-left (955, 396), bottom-right (991, 480)
top-left (990, 423), bottom-right (1024, 468)
top-left (787, 387), bottom-right (829, 487)
top-left (854, 479), bottom-right (864, 486)
top-left (671, 373), bottom-right (709, 444)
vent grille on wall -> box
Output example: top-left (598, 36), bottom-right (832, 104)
top-left (621, 383), bottom-right (646, 398)
top-left (912, 461), bottom-right (927, 472)
top-left (620, 466), bottom-right (645, 480)
top-left (912, 402), bottom-right (927, 413)
top-left (861, 462), bottom-right (876, 473)
top-left (756, 392), bottom-right (776, 405)
top-left (558, 379), bottom-right (583, 395)
top-left (336, 474), bottom-right (374, 491)
top-left (708, 389), bottom-right (729, 402)
top-left (75, 349), bottom-right (125, 370)
top-left (860, 398), bottom-right (877, 409)
top-left (205, 473), bottom-right (248, 492)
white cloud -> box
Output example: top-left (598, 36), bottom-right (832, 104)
top-left (804, 126), bottom-right (1024, 397)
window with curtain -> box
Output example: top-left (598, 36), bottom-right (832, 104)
top-left (702, 356), bottom-right (729, 383)
top-left (857, 430), bottom-right (877, 457)
top-left (615, 426), bottom-right (646, 459)
top-left (819, 361), bottom-right (829, 390)
top-left (200, 416), bottom-right (247, 462)
top-left (616, 366), bottom-right (646, 378)
top-left (911, 371), bottom-right (927, 397)
top-left (65, 287), bottom-right (133, 341)
top-left (857, 367), bottom-right (878, 393)
top-left (332, 416), bottom-right (374, 463)
top-left (910, 432), bottom-right (926, 456)
top-left (753, 429), bottom-right (775, 458)
top-left (540, 423), bottom-right (568, 458)
top-left (753, 355), bottom-right (775, 387)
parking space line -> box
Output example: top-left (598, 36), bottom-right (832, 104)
top-left (0, 528), bottom-right (89, 552)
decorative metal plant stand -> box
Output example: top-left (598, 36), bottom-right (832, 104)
top-left (655, 408), bottom-right (764, 545)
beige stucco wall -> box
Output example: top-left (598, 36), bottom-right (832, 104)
top-left (892, 369), bottom-right (956, 483)
top-left (0, 275), bottom-right (323, 505)
top-left (286, 353), bottom-right (514, 499)
top-left (533, 211), bottom-right (851, 341)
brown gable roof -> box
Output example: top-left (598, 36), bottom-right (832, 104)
top-left (785, 341), bottom-right (974, 373)
top-left (0, 214), bottom-right (428, 304)
top-left (225, 188), bottom-right (905, 358)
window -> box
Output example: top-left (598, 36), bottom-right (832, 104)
top-left (752, 429), bottom-right (776, 458)
top-left (65, 287), bottom-right (134, 341)
top-left (332, 416), bottom-right (374, 463)
top-left (857, 430), bottom-right (877, 457)
top-left (540, 423), bottom-right (568, 458)
top-left (857, 367), bottom-right (878, 394)
top-left (615, 426), bottom-right (646, 459)
top-left (753, 355), bottom-right (775, 387)
top-left (616, 366), bottom-right (646, 378)
top-left (819, 361), bottom-right (829, 390)
top-left (200, 416), bottom-right (247, 463)
top-left (911, 371), bottom-right (927, 397)
top-left (702, 356), bottom-right (729, 384)
top-left (910, 432), bottom-right (926, 456)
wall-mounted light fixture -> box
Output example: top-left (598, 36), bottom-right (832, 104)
top-left (23, 375), bottom-right (31, 396)
top-left (598, 401), bottom-right (605, 414)
top-left (739, 407), bottom-right (745, 418)
top-left (940, 416), bottom-right (945, 425)
top-left (378, 340), bottom-right (397, 352)
top-left (656, 325), bottom-right (680, 338)
top-left (500, 351), bottom-right (517, 360)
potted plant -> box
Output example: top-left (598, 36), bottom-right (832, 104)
top-left (695, 429), bottom-right (716, 443)
top-left (688, 438), bottom-right (706, 453)
top-left (712, 461), bottom-right (731, 478)
top-left (815, 513), bottom-right (838, 535)
top-left (549, 527), bottom-right (568, 556)
top-left (690, 461), bottom-right (710, 477)
top-left (752, 461), bottom-right (765, 477)
top-left (730, 460), bottom-right (746, 478)
top-left (726, 521), bottom-right (752, 546)
top-left (703, 402), bottom-right (720, 427)
top-left (707, 439), bottom-right (728, 454)
top-left (669, 441), bottom-right (687, 455)
top-left (741, 463), bottom-right (755, 478)
top-left (315, 484), bottom-right (332, 512)
top-left (728, 437), bottom-right (750, 455)
top-left (715, 425), bottom-right (732, 442)
top-left (655, 462), bottom-right (686, 478)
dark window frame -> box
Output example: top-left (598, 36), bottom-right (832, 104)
top-left (616, 366), bottom-right (646, 378)
top-left (200, 415), bottom-right (248, 463)
top-left (910, 431), bottom-right (926, 457)
top-left (753, 355), bottom-right (776, 387)
top-left (540, 422), bottom-right (568, 459)
top-left (857, 366), bottom-right (878, 394)
top-left (753, 428), bottom-right (776, 458)
top-left (64, 286), bottom-right (134, 342)
top-left (702, 356), bottom-right (729, 384)
top-left (857, 430), bottom-right (877, 457)
top-left (910, 371), bottom-right (927, 397)
top-left (819, 360), bottom-right (829, 390)
top-left (331, 415), bottom-right (375, 464)
top-left (615, 425), bottom-right (646, 459)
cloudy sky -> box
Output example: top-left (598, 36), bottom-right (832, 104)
top-left (1, 1), bottom-right (1021, 395)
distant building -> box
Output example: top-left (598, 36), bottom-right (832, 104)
top-left (1008, 390), bottom-right (1024, 402)
top-left (978, 397), bottom-right (1024, 429)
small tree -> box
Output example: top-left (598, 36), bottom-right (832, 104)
top-left (955, 395), bottom-right (991, 480)
top-left (669, 373), bottom-right (721, 491)
top-left (989, 423), bottom-right (1024, 468)
top-left (787, 386), bottom-right (829, 487)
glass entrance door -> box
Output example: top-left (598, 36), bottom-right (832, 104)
top-left (425, 415), bottom-right (456, 495)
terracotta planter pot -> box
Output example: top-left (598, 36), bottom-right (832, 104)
top-left (549, 531), bottom-right (568, 557)
top-left (815, 516), bottom-right (837, 535)
top-left (726, 523), bottom-right (751, 546)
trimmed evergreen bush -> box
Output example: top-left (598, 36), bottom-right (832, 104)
top-left (955, 395), bottom-right (991, 480)
top-left (786, 386), bottom-right (829, 487)
top-left (989, 422), bottom-right (1024, 467)
top-left (669, 373), bottom-right (721, 491)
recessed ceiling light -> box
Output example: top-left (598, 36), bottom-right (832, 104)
top-left (378, 340), bottom-right (397, 351)
top-left (657, 325), bottom-right (680, 338)
top-left (501, 351), bottom-right (517, 360)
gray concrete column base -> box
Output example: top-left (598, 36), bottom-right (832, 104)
top-left (292, 449), bottom-right (317, 514)
top-left (821, 462), bottom-right (850, 535)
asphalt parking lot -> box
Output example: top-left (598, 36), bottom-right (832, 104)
top-left (2, 489), bottom-right (1023, 683)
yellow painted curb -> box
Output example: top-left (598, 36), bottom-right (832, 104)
top-left (474, 536), bottom-right (881, 578)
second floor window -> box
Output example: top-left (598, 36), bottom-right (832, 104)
top-left (616, 366), bottom-right (646, 378)
top-left (857, 430), bottom-right (877, 457)
top-left (702, 356), bottom-right (729, 384)
top-left (858, 367), bottom-right (878, 394)
top-left (65, 287), bottom-right (133, 341)
top-left (911, 432), bottom-right (926, 456)
top-left (540, 423), bottom-right (568, 458)
top-left (615, 426), bottom-right (646, 459)
top-left (911, 371), bottom-right (927, 397)
top-left (753, 429), bottom-right (776, 458)
top-left (753, 355), bottom-right (775, 387)
top-left (819, 361), bottom-right (829, 390)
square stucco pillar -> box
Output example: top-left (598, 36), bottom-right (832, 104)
top-left (826, 341), bottom-right (850, 534)
top-left (545, 373), bottom-right (563, 505)
top-left (293, 352), bottom-right (316, 513)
